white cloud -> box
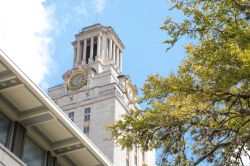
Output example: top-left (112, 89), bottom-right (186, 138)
top-left (73, 1), bottom-right (87, 26)
top-left (93, 0), bottom-right (107, 13)
top-left (0, 0), bottom-right (54, 86)
top-left (74, 1), bottom-right (87, 16)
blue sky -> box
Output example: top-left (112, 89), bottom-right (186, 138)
top-left (43, 0), bottom-right (186, 94)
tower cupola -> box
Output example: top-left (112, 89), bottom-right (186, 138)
top-left (72, 23), bottom-right (125, 73)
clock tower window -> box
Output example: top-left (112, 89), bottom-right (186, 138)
top-left (84, 107), bottom-right (91, 121)
top-left (80, 41), bottom-right (84, 61)
top-left (83, 126), bottom-right (89, 134)
top-left (86, 39), bottom-right (91, 64)
top-left (93, 37), bottom-right (98, 61)
top-left (83, 107), bottom-right (91, 137)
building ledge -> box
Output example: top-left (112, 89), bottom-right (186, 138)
top-left (0, 143), bottom-right (26, 166)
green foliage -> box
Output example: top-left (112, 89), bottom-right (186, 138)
top-left (108, 0), bottom-right (250, 165)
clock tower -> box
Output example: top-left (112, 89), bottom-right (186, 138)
top-left (48, 24), bottom-right (155, 166)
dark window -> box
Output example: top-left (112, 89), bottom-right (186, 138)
top-left (86, 39), bottom-right (91, 64)
top-left (21, 135), bottom-right (45, 166)
top-left (68, 112), bottom-right (74, 122)
top-left (80, 41), bottom-right (84, 61)
top-left (84, 107), bottom-right (91, 122)
top-left (0, 111), bottom-right (58, 166)
top-left (83, 107), bottom-right (91, 136)
top-left (93, 37), bottom-right (97, 61)
top-left (0, 112), bottom-right (11, 146)
top-left (83, 127), bottom-right (89, 134)
top-left (84, 107), bottom-right (91, 114)
top-left (10, 122), bottom-right (25, 158)
top-left (84, 114), bottom-right (90, 121)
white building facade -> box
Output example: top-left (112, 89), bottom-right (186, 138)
top-left (48, 24), bottom-right (155, 166)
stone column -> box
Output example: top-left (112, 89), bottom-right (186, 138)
top-left (90, 37), bottom-right (94, 63)
top-left (109, 38), bottom-right (112, 60)
top-left (76, 41), bottom-right (81, 66)
top-left (97, 36), bottom-right (101, 61)
top-left (119, 51), bottom-right (122, 72)
top-left (112, 43), bottom-right (116, 63)
top-left (82, 39), bottom-right (87, 65)
top-left (101, 36), bottom-right (106, 62)
top-left (116, 48), bottom-right (119, 66)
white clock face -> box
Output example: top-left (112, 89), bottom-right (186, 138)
top-left (68, 72), bottom-right (87, 90)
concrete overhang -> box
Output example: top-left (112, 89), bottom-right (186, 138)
top-left (0, 49), bottom-right (112, 166)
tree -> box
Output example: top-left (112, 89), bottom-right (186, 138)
top-left (107, 0), bottom-right (250, 165)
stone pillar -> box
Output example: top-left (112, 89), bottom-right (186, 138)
top-left (119, 51), bottom-right (122, 72)
top-left (116, 48), bottom-right (119, 66)
top-left (97, 36), bottom-right (101, 61)
top-left (109, 38), bottom-right (112, 61)
top-left (112, 43), bottom-right (116, 63)
top-left (101, 36), bottom-right (106, 62)
top-left (82, 39), bottom-right (87, 65)
top-left (76, 41), bottom-right (81, 66)
top-left (90, 37), bottom-right (94, 63)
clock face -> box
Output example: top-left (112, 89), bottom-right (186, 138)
top-left (68, 72), bottom-right (87, 90)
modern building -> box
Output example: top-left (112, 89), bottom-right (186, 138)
top-left (48, 24), bottom-right (155, 166)
top-left (0, 49), bottom-right (112, 166)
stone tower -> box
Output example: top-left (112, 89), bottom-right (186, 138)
top-left (48, 24), bottom-right (155, 166)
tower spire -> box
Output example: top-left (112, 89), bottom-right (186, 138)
top-left (83, 16), bottom-right (87, 28)
top-left (95, 9), bottom-right (99, 23)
